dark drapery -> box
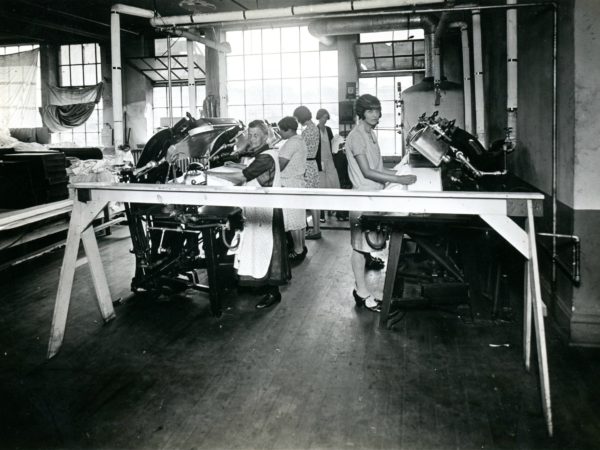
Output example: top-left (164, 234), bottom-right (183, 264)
top-left (40, 82), bottom-right (103, 132)
top-left (40, 103), bottom-right (97, 132)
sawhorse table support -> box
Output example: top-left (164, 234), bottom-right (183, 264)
top-left (377, 200), bottom-right (552, 436)
top-left (47, 183), bottom-right (550, 434)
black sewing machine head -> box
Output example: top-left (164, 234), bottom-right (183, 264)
top-left (123, 115), bottom-right (243, 184)
top-left (406, 112), bottom-right (512, 190)
top-left (120, 115), bottom-right (244, 305)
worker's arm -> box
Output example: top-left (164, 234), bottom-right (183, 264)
top-left (355, 154), bottom-right (416, 185)
top-left (206, 168), bottom-right (246, 185)
top-left (278, 157), bottom-right (290, 171)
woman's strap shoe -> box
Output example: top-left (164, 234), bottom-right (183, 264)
top-left (352, 289), bottom-right (382, 312)
top-left (256, 291), bottom-right (282, 309)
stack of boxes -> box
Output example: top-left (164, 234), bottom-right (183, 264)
top-left (0, 151), bottom-right (69, 208)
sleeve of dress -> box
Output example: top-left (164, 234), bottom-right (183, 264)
top-left (242, 153), bottom-right (275, 186)
top-left (278, 140), bottom-right (293, 161)
top-left (346, 132), bottom-right (367, 158)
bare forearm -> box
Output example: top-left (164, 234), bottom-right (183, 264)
top-left (207, 169), bottom-right (246, 185)
top-left (363, 168), bottom-right (416, 185)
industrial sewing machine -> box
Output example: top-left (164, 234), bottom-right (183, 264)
top-left (119, 115), bottom-right (245, 314)
top-left (363, 112), bottom-right (534, 325)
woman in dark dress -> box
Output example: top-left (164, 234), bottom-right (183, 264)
top-left (208, 120), bottom-right (291, 309)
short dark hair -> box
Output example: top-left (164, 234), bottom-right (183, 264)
top-left (355, 94), bottom-right (381, 120)
top-left (278, 116), bottom-right (298, 132)
top-left (293, 105), bottom-right (312, 123)
top-left (316, 108), bottom-right (329, 120)
top-left (247, 119), bottom-right (269, 136)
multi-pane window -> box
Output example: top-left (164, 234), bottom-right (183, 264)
top-left (0, 44), bottom-right (42, 127)
top-left (153, 85), bottom-right (206, 129)
top-left (358, 30), bottom-right (424, 156)
top-left (151, 38), bottom-right (206, 131)
top-left (226, 26), bottom-right (339, 135)
top-left (358, 75), bottom-right (415, 157)
top-left (53, 43), bottom-right (102, 146)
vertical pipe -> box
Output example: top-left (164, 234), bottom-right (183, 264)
top-left (459, 24), bottom-right (473, 134)
top-left (110, 11), bottom-right (124, 148)
top-left (167, 35), bottom-right (173, 127)
top-left (507, 0), bottom-right (518, 146)
top-left (472, 9), bottom-right (488, 148)
top-left (187, 38), bottom-right (196, 118)
top-left (551, 5), bottom-right (558, 286)
top-left (424, 33), bottom-right (434, 78)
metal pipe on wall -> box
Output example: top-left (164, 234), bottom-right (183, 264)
top-left (110, 11), bottom-right (124, 149)
top-left (471, 9), bottom-right (488, 148)
top-left (449, 21), bottom-right (473, 134)
top-left (186, 39), bottom-right (197, 118)
top-left (167, 35), bottom-right (173, 127)
top-left (507, 0), bottom-right (518, 146)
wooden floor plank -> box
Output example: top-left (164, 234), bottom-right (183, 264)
top-left (1, 225), bottom-right (600, 449)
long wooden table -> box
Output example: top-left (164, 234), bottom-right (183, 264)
top-left (48, 182), bottom-right (550, 435)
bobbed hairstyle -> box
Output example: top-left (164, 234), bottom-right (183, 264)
top-left (278, 116), bottom-right (298, 132)
top-left (247, 119), bottom-right (269, 136)
top-left (293, 105), bottom-right (312, 123)
top-left (355, 94), bottom-right (382, 120)
top-left (316, 108), bottom-right (329, 120)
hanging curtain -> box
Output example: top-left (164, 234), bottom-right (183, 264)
top-left (40, 103), bottom-right (97, 132)
top-left (0, 49), bottom-right (40, 129)
top-left (47, 82), bottom-right (103, 106)
top-left (40, 82), bottom-right (103, 132)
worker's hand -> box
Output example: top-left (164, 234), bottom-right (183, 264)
top-left (397, 174), bottom-right (417, 185)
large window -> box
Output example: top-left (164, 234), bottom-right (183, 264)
top-left (53, 43), bottom-right (102, 146)
top-left (226, 26), bottom-right (339, 134)
top-left (358, 30), bottom-right (424, 156)
top-left (151, 38), bottom-right (206, 131)
top-left (153, 85), bottom-right (206, 129)
top-left (0, 44), bottom-right (42, 128)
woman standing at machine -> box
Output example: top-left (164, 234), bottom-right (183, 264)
top-left (315, 108), bottom-right (340, 223)
top-left (277, 116), bottom-right (308, 262)
top-left (207, 120), bottom-right (291, 309)
top-left (346, 94), bottom-right (417, 311)
top-left (293, 105), bottom-right (321, 240)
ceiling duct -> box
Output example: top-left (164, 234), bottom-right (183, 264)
top-left (309, 14), bottom-right (437, 77)
top-left (149, 0), bottom-right (442, 27)
top-left (308, 15), bottom-right (436, 46)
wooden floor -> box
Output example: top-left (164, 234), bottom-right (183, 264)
top-left (1, 225), bottom-right (599, 449)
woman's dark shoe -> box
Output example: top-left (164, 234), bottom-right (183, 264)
top-left (288, 246), bottom-right (308, 263)
top-left (256, 291), bottom-right (282, 309)
top-left (305, 231), bottom-right (322, 240)
top-left (365, 255), bottom-right (385, 271)
top-left (352, 289), bottom-right (382, 312)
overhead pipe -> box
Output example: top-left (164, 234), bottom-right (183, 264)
top-left (506, 0), bottom-right (518, 148)
top-left (150, 0), bottom-right (442, 27)
top-left (308, 14), bottom-right (437, 76)
top-left (160, 27), bottom-right (232, 53)
top-left (449, 21), bottom-right (473, 134)
top-left (307, 14), bottom-right (433, 46)
top-left (471, 9), bottom-right (487, 148)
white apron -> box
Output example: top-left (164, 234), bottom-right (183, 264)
top-left (234, 150), bottom-right (281, 279)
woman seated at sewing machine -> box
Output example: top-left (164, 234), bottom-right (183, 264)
top-left (206, 119), bottom-right (291, 310)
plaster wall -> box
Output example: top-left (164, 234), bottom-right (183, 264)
top-left (573, 0), bottom-right (600, 210)
top-left (121, 35), bottom-right (152, 147)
